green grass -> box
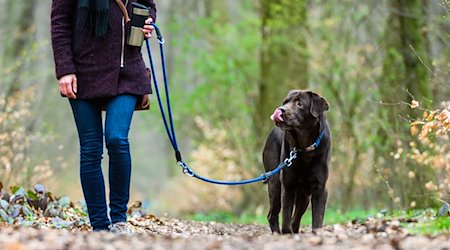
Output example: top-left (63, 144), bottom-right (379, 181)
top-left (399, 209), bottom-right (450, 235)
top-left (188, 212), bottom-right (266, 225)
top-left (186, 207), bottom-right (377, 225)
top-left (408, 217), bottom-right (450, 235)
top-left (186, 208), bottom-right (450, 235)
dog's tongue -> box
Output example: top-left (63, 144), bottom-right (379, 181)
top-left (270, 108), bottom-right (284, 123)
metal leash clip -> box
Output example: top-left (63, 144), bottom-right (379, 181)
top-left (284, 148), bottom-right (298, 167)
top-left (178, 161), bottom-right (194, 177)
top-left (261, 171), bottom-right (272, 182)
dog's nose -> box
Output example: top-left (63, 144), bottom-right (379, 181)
top-left (278, 107), bottom-right (287, 113)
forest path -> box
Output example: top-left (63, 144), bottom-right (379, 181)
top-left (0, 217), bottom-right (449, 250)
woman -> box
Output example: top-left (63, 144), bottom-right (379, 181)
top-left (51, 0), bottom-right (157, 232)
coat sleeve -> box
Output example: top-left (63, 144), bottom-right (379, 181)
top-left (51, 0), bottom-right (76, 79)
top-left (139, 0), bottom-right (157, 21)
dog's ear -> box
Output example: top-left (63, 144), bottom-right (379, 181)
top-left (309, 92), bottom-right (329, 118)
top-left (287, 89), bottom-right (301, 98)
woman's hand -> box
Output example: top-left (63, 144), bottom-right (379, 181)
top-left (141, 94), bottom-right (150, 109)
top-left (143, 18), bottom-right (154, 39)
top-left (59, 74), bottom-right (77, 99)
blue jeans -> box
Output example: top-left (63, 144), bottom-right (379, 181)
top-left (69, 95), bottom-right (137, 231)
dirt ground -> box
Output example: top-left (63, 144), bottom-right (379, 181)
top-left (0, 217), bottom-right (449, 250)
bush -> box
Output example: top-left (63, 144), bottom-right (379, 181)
top-left (407, 100), bottom-right (450, 202)
top-left (0, 87), bottom-right (57, 188)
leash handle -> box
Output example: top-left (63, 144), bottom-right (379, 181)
top-left (150, 22), bottom-right (164, 43)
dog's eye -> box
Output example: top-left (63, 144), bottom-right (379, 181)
top-left (297, 102), bottom-right (304, 108)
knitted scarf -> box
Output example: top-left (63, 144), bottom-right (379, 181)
top-left (76, 0), bottom-right (109, 37)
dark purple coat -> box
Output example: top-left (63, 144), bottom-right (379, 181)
top-left (51, 0), bottom-right (157, 99)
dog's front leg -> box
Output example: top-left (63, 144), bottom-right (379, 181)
top-left (291, 190), bottom-right (310, 233)
top-left (311, 187), bottom-right (328, 230)
top-left (281, 181), bottom-right (296, 234)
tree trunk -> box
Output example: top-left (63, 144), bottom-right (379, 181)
top-left (204, 0), bottom-right (228, 21)
top-left (382, 0), bottom-right (431, 105)
top-left (377, 0), bottom-right (433, 208)
top-left (398, 0), bottom-right (432, 102)
top-left (2, 0), bottom-right (37, 99)
top-left (255, 0), bottom-right (309, 139)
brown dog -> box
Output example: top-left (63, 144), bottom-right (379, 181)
top-left (262, 90), bottom-right (331, 234)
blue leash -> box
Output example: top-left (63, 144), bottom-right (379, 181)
top-left (145, 23), bottom-right (323, 185)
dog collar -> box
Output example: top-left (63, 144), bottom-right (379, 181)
top-left (303, 130), bottom-right (325, 152)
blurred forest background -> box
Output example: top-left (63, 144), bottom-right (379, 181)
top-left (0, 0), bottom-right (448, 218)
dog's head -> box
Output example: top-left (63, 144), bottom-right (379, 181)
top-left (270, 90), bottom-right (329, 130)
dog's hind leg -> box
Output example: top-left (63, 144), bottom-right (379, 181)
top-left (267, 177), bottom-right (281, 233)
top-left (291, 190), bottom-right (310, 234)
